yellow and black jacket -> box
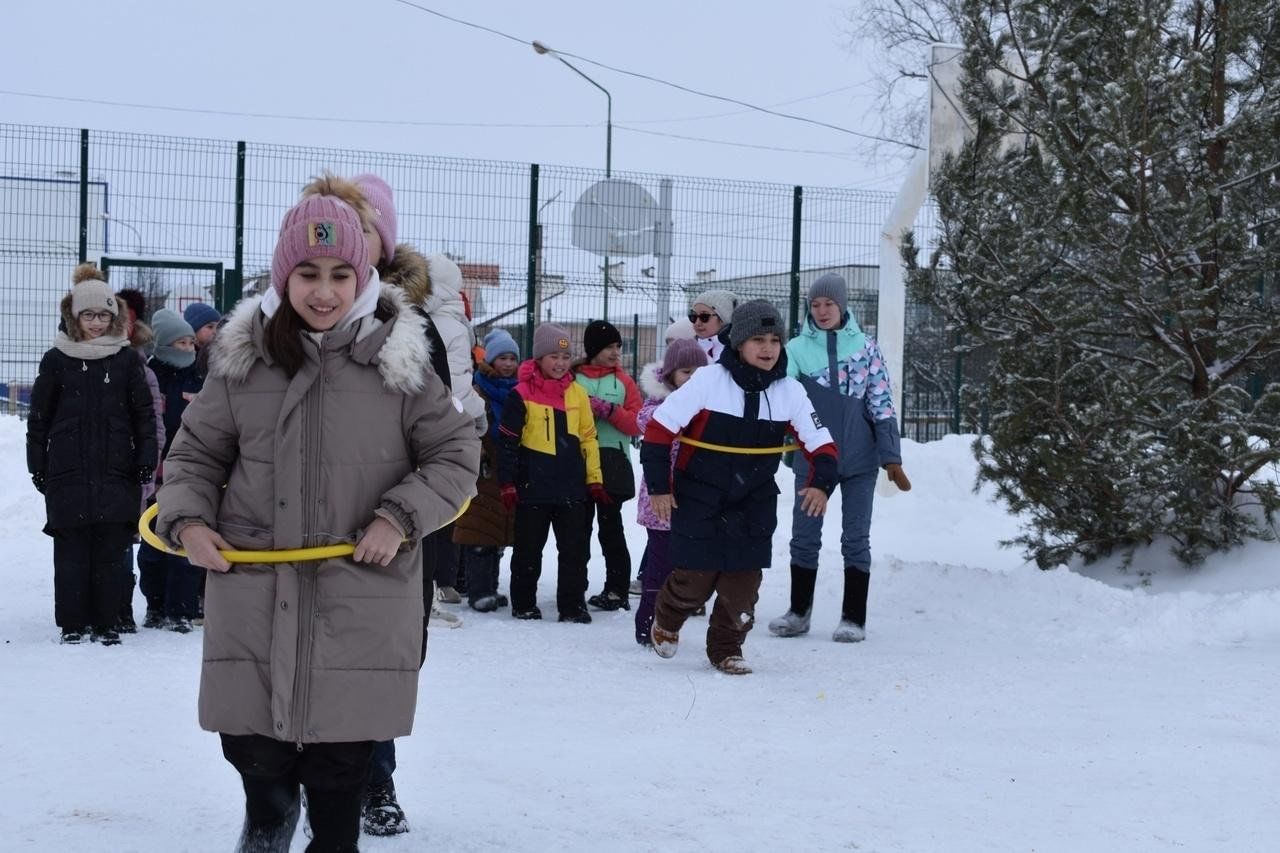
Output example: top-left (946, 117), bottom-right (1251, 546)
top-left (497, 359), bottom-right (603, 504)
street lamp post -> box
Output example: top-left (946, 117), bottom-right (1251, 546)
top-left (532, 40), bottom-right (611, 177)
top-left (533, 39), bottom-right (614, 320)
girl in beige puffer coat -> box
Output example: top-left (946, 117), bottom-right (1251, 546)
top-left (156, 179), bottom-right (479, 851)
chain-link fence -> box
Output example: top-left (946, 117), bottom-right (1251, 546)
top-left (1, 122), bottom-right (970, 438)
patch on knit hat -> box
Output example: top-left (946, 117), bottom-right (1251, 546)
top-left (308, 222), bottom-right (339, 247)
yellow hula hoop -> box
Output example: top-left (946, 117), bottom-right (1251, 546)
top-left (676, 436), bottom-right (799, 455)
top-left (138, 498), bottom-right (471, 564)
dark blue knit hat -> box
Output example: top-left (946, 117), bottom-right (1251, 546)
top-left (183, 301), bottom-right (221, 331)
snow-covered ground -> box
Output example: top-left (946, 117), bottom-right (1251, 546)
top-left (1, 418), bottom-right (1277, 852)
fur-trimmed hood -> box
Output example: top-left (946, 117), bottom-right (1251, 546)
top-left (208, 284), bottom-right (433, 394)
top-left (59, 291), bottom-right (128, 341)
top-left (638, 360), bottom-right (672, 401)
top-left (376, 244), bottom-right (468, 324)
top-left (380, 243), bottom-right (432, 308)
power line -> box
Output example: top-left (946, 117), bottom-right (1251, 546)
top-left (622, 84), bottom-right (863, 125)
top-left (0, 89), bottom-right (596, 130)
top-left (615, 125), bottom-right (860, 158)
top-left (386, 0), bottom-right (921, 150)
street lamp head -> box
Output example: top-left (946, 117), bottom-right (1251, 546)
top-left (531, 40), bottom-right (551, 55)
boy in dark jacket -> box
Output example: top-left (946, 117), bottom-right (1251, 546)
top-left (498, 323), bottom-right (608, 622)
top-left (641, 300), bottom-right (837, 674)
top-left (26, 263), bottom-right (157, 645)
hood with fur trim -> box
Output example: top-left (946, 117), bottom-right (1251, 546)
top-left (60, 292), bottom-right (128, 342)
top-left (208, 284), bottom-right (432, 394)
top-left (379, 243), bottom-right (432, 308)
top-left (638, 360), bottom-right (672, 401)
top-left (422, 253), bottom-right (467, 323)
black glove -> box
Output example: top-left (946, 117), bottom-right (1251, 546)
top-left (135, 465), bottom-right (155, 486)
top-left (31, 472), bottom-right (45, 494)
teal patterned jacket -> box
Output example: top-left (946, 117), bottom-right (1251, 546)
top-left (785, 314), bottom-right (901, 476)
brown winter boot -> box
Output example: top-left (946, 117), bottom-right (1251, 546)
top-left (650, 622), bottom-right (679, 658)
top-left (713, 655), bottom-right (753, 675)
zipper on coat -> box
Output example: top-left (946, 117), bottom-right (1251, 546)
top-left (289, 351), bottom-right (325, 744)
top-left (544, 409), bottom-right (551, 444)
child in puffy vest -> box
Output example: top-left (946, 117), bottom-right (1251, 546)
top-left (768, 273), bottom-right (912, 643)
top-left (27, 263), bottom-right (157, 646)
top-left (454, 328), bottom-right (521, 613)
top-left (641, 300), bottom-right (837, 675)
top-left (633, 338), bottom-right (707, 645)
top-left (497, 323), bottom-right (609, 623)
top-left (573, 320), bottom-right (643, 612)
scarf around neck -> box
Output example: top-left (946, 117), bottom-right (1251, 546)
top-left (52, 331), bottom-right (129, 361)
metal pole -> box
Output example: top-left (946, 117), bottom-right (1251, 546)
top-left (655, 178), bottom-right (674, 362)
top-left (78, 129), bottom-right (89, 264)
top-left (525, 164), bottom-right (540, 357)
top-left (227, 140), bottom-right (246, 311)
top-left (789, 186), bottom-right (803, 339)
top-left (533, 42), bottom-right (613, 320)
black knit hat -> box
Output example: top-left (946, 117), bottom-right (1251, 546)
top-left (583, 319), bottom-right (622, 360)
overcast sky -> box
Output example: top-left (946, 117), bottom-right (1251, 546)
top-left (2, 0), bottom-right (915, 192)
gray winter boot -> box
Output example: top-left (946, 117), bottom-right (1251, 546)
top-left (832, 619), bottom-right (866, 643)
top-left (767, 609), bottom-right (811, 637)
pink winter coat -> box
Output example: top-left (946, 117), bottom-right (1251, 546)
top-left (635, 362), bottom-right (679, 531)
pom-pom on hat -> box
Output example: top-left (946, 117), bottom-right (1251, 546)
top-left (728, 299), bottom-right (784, 350)
top-left (532, 323), bottom-right (572, 360)
top-left (691, 289), bottom-right (738, 324)
top-left (271, 192), bottom-right (370, 298)
top-left (583, 320), bottom-right (622, 361)
top-left (659, 338), bottom-right (708, 389)
top-left (70, 262), bottom-right (119, 317)
top-left (807, 272), bottom-right (848, 315)
top-left (150, 309), bottom-right (195, 347)
top-left (352, 173), bottom-right (397, 264)
top-left (483, 328), bottom-right (519, 364)
top-left (183, 301), bottom-right (221, 331)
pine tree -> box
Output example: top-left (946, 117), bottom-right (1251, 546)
top-left (905, 0), bottom-right (1280, 566)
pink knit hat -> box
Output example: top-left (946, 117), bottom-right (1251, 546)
top-left (271, 193), bottom-right (370, 297)
top-left (352, 173), bottom-right (397, 264)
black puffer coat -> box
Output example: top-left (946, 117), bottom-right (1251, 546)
top-left (26, 298), bottom-right (157, 534)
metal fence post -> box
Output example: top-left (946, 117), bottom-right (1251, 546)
top-left (223, 140), bottom-right (246, 312)
top-left (78, 129), bottom-right (89, 264)
top-left (525, 164), bottom-right (540, 357)
top-left (631, 313), bottom-right (639, 377)
top-left (952, 328), bottom-right (963, 434)
top-left (789, 186), bottom-right (803, 338)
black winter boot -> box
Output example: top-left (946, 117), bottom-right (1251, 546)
top-left (361, 779), bottom-right (409, 836)
top-left (834, 568), bottom-right (870, 643)
top-left (767, 565), bottom-right (816, 637)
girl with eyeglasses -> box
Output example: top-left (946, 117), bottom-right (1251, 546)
top-left (26, 263), bottom-right (158, 646)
